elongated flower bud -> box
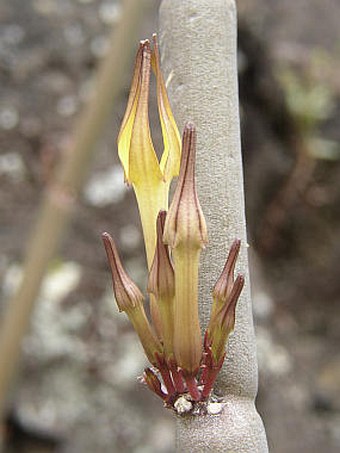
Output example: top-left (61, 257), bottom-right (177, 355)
top-left (209, 274), bottom-right (244, 365)
top-left (164, 123), bottom-right (207, 377)
top-left (148, 211), bottom-right (175, 361)
top-left (211, 239), bottom-right (241, 320)
top-left (102, 232), bottom-right (144, 312)
top-left (102, 232), bottom-right (163, 366)
top-left (206, 240), bottom-right (244, 365)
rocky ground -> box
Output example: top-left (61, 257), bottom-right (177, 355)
top-left (0, 0), bottom-right (340, 452)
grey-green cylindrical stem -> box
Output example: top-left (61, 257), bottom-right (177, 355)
top-left (159, 0), bottom-right (268, 451)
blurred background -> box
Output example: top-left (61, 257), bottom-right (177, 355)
top-left (0, 0), bottom-right (339, 451)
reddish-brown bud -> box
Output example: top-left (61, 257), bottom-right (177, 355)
top-left (163, 122), bottom-right (208, 250)
top-left (143, 368), bottom-right (167, 400)
top-left (148, 211), bottom-right (175, 300)
top-left (163, 123), bottom-right (207, 377)
top-left (212, 239), bottom-right (241, 303)
top-left (102, 232), bottom-right (143, 312)
top-left (206, 240), bottom-right (245, 365)
top-left (102, 232), bottom-right (163, 366)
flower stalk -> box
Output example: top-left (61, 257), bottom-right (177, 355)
top-left (164, 123), bottom-right (207, 383)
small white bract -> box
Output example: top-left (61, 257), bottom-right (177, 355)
top-left (207, 402), bottom-right (223, 415)
top-left (174, 396), bottom-right (193, 415)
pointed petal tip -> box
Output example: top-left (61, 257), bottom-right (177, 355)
top-left (233, 238), bottom-right (241, 249)
top-left (102, 231), bottom-right (144, 312)
top-left (152, 33), bottom-right (181, 182)
top-left (164, 122), bottom-right (207, 249)
top-left (213, 239), bottom-right (243, 301)
top-left (102, 231), bottom-right (116, 257)
top-left (184, 121), bottom-right (196, 133)
top-left (230, 239), bottom-right (241, 260)
top-left (140, 38), bottom-right (150, 48)
top-left (101, 231), bottom-right (111, 242)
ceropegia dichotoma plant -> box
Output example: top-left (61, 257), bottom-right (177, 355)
top-left (102, 35), bottom-right (244, 411)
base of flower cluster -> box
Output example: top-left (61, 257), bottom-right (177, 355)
top-left (142, 335), bottom-right (224, 411)
top-left (173, 393), bottom-right (224, 416)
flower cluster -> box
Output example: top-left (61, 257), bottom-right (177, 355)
top-left (102, 36), bottom-right (244, 408)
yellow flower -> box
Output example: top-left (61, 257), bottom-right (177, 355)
top-left (117, 37), bottom-right (181, 268)
top-left (117, 36), bottom-right (180, 336)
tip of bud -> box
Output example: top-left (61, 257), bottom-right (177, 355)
top-left (163, 122), bottom-right (208, 249)
top-left (139, 38), bottom-right (150, 49)
top-left (213, 239), bottom-right (241, 301)
top-left (222, 274), bottom-right (244, 323)
top-left (216, 273), bottom-right (244, 336)
top-left (184, 120), bottom-right (195, 132)
top-left (102, 232), bottom-right (144, 312)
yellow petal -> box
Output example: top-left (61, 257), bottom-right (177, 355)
top-left (117, 40), bottom-right (166, 267)
top-left (116, 38), bottom-right (181, 337)
top-left (117, 43), bottom-right (142, 182)
top-left (128, 40), bottom-right (162, 185)
top-left (117, 40), bottom-right (162, 186)
top-left (152, 34), bottom-right (181, 181)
